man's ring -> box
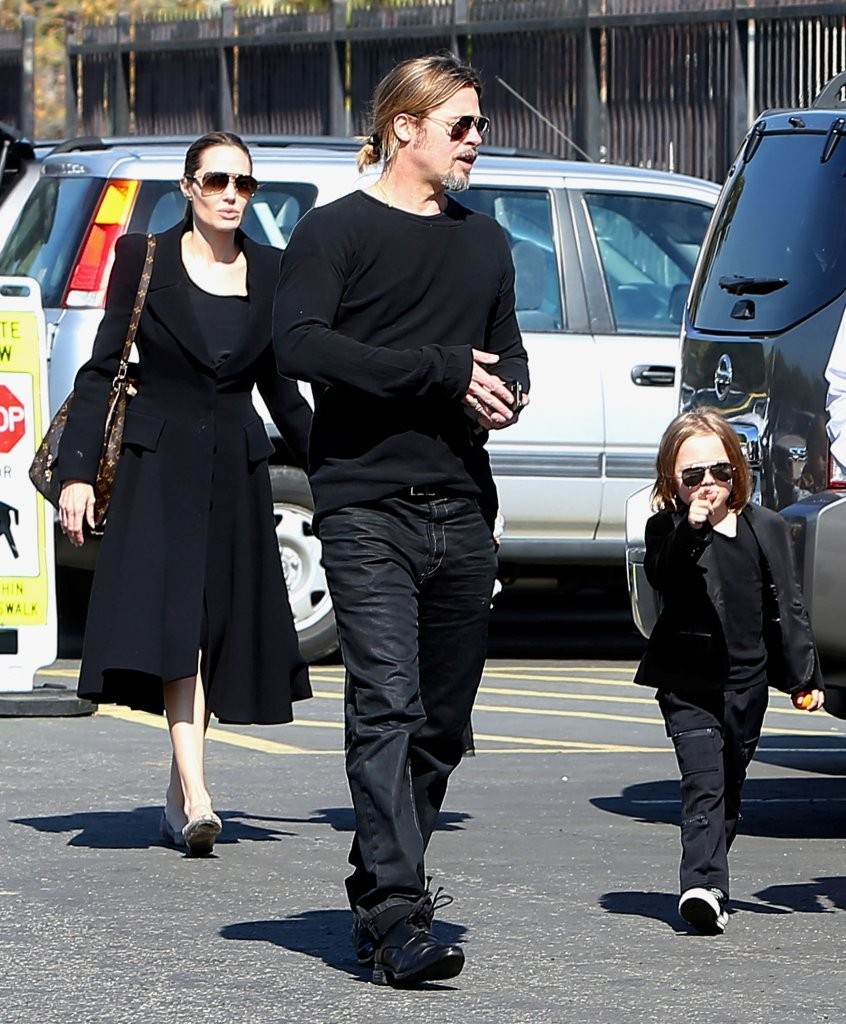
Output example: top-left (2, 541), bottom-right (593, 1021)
top-left (472, 397), bottom-right (482, 411)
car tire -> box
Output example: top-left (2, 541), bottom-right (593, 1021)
top-left (269, 465), bottom-right (338, 663)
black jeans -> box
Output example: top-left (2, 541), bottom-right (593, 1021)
top-left (318, 495), bottom-right (498, 937)
top-left (657, 683), bottom-right (769, 899)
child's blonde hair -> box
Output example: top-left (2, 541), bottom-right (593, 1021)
top-left (651, 409), bottom-right (753, 512)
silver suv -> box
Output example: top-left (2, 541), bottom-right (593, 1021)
top-left (626, 73), bottom-right (846, 718)
top-left (0, 137), bottom-right (719, 660)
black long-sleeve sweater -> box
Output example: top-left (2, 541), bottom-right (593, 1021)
top-left (273, 190), bottom-right (529, 525)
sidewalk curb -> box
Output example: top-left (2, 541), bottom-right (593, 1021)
top-left (0, 682), bottom-right (95, 717)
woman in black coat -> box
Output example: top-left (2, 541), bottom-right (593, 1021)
top-left (57, 132), bottom-right (312, 856)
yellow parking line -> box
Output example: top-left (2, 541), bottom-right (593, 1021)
top-left (486, 674), bottom-right (635, 688)
top-left (50, 670), bottom-right (846, 742)
top-left (473, 702), bottom-right (661, 726)
top-left (491, 664), bottom-right (636, 671)
top-left (311, 674), bottom-right (639, 691)
top-left (97, 705), bottom-right (309, 754)
top-left (472, 733), bottom-right (665, 753)
top-left (481, 685), bottom-right (652, 704)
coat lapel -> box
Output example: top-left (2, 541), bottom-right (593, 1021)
top-left (146, 222), bottom-right (214, 369)
top-left (219, 237), bottom-right (282, 378)
top-left (145, 225), bottom-right (281, 376)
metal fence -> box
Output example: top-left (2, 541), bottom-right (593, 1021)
top-left (55, 0), bottom-right (846, 181)
top-left (0, 19), bottom-right (33, 139)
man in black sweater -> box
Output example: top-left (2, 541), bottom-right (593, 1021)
top-left (273, 52), bottom-right (529, 988)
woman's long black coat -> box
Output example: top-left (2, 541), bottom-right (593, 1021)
top-left (634, 502), bottom-right (822, 696)
top-left (58, 223), bottom-right (313, 722)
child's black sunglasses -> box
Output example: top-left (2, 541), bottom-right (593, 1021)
top-left (680, 461), bottom-right (734, 487)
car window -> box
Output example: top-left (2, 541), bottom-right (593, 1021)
top-left (130, 181), bottom-right (319, 248)
top-left (459, 186), bottom-right (565, 331)
top-left (585, 192), bottom-right (713, 335)
top-left (690, 132), bottom-right (846, 334)
top-left (0, 176), bottom-right (102, 307)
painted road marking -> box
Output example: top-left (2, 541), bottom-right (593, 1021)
top-left (50, 668), bottom-right (846, 749)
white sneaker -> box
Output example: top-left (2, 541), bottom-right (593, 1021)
top-left (678, 886), bottom-right (729, 934)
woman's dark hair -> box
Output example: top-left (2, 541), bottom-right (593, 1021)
top-left (652, 409), bottom-right (753, 513)
top-left (183, 131), bottom-right (252, 179)
top-left (181, 131), bottom-right (252, 225)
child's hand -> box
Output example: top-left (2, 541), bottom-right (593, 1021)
top-left (687, 495), bottom-right (712, 529)
top-left (791, 689), bottom-right (825, 711)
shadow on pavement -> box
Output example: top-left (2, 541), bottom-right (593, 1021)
top-left (598, 890), bottom-right (683, 930)
top-left (754, 733), bottom-right (846, 776)
top-left (292, 806), bottom-right (470, 833)
top-left (590, 773), bottom-right (846, 839)
top-left (599, 890), bottom-right (791, 930)
top-left (487, 576), bottom-right (646, 660)
top-left (9, 805), bottom-right (471, 849)
top-left (221, 909), bottom-right (466, 986)
top-left (9, 806), bottom-right (297, 849)
top-left (753, 877), bottom-right (846, 914)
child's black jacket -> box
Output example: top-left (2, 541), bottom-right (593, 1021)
top-left (634, 502), bottom-right (822, 695)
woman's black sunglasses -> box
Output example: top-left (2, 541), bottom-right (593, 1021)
top-left (188, 171), bottom-right (259, 199)
top-left (680, 461), bottom-right (734, 488)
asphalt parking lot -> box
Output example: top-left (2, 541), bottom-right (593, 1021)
top-left (2, 644), bottom-right (845, 1024)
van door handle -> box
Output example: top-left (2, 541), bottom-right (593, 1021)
top-left (631, 365), bottom-right (675, 387)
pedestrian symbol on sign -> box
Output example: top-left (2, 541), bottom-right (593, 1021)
top-left (0, 384), bottom-right (25, 454)
top-left (0, 500), bottom-right (18, 558)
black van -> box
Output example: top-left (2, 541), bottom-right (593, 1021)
top-left (629, 73), bottom-right (846, 717)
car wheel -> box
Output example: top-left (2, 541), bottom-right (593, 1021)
top-left (269, 465), bottom-right (338, 663)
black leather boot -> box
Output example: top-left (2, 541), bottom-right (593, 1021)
top-left (352, 882), bottom-right (450, 968)
top-left (372, 919), bottom-right (464, 987)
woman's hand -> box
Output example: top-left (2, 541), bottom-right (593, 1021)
top-left (58, 481), bottom-right (96, 548)
top-left (791, 689), bottom-right (825, 712)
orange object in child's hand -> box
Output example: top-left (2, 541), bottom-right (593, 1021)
top-left (793, 692), bottom-right (814, 710)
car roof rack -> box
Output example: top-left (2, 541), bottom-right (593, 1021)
top-left (39, 133), bottom-right (557, 161)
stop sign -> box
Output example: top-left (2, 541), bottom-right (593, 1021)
top-left (0, 384), bottom-right (25, 454)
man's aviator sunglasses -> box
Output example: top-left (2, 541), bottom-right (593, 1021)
top-left (680, 462), bottom-right (734, 488)
top-left (188, 171), bottom-right (259, 199)
top-left (423, 114), bottom-right (491, 140)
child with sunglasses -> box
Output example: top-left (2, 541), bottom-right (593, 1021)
top-left (635, 410), bottom-right (824, 934)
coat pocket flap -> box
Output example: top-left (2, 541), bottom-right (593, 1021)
top-left (244, 418), bottom-right (275, 462)
top-left (122, 410), bottom-right (165, 452)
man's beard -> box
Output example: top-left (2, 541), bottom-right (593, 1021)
top-left (441, 173), bottom-right (470, 192)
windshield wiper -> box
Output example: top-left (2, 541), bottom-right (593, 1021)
top-left (718, 275), bottom-right (788, 295)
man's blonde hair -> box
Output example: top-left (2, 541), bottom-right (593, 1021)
top-left (357, 51), bottom-right (482, 172)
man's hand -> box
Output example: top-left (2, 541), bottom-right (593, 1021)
top-left (58, 481), bottom-right (96, 547)
top-left (462, 350), bottom-right (519, 427)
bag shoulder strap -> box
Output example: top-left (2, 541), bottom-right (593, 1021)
top-left (115, 233), bottom-right (156, 383)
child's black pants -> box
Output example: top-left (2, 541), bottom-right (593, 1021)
top-left (657, 682), bottom-right (769, 898)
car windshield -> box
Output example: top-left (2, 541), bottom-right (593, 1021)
top-left (0, 175), bottom-right (319, 308)
top-left (691, 131), bottom-right (846, 333)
